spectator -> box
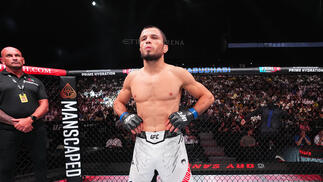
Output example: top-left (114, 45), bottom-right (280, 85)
top-left (299, 120), bottom-right (311, 133)
top-left (183, 125), bottom-right (208, 163)
top-left (239, 128), bottom-right (258, 161)
top-left (314, 129), bottom-right (323, 146)
top-left (183, 126), bottom-right (198, 145)
top-left (295, 129), bottom-right (311, 146)
top-left (240, 128), bottom-right (257, 147)
top-left (106, 133), bottom-right (123, 148)
top-left (243, 99), bottom-right (289, 161)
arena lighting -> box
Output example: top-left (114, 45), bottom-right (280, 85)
top-left (92, 1), bottom-right (96, 6)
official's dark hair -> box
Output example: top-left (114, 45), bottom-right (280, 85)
top-left (140, 25), bottom-right (168, 45)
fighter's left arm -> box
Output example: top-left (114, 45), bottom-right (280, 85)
top-left (166, 67), bottom-right (214, 132)
top-left (180, 68), bottom-right (214, 115)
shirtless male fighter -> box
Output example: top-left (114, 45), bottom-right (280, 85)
top-left (113, 25), bottom-right (214, 182)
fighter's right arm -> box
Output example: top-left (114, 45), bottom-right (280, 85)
top-left (0, 109), bottom-right (15, 125)
top-left (113, 72), bottom-right (143, 134)
top-left (113, 73), bottom-right (134, 116)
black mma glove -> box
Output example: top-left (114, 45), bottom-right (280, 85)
top-left (168, 108), bottom-right (198, 130)
top-left (119, 112), bottom-right (143, 131)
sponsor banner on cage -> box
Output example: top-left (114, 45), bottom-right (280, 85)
top-left (0, 64), bottom-right (67, 76)
top-left (189, 163), bottom-right (265, 171)
top-left (288, 67), bottom-right (323, 73)
top-left (122, 68), bottom-right (140, 74)
top-left (80, 71), bottom-right (116, 76)
top-left (299, 145), bottom-right (323, 159)
top-left (187, 67), bottom-right (231, 74)
top-left (259, 67), bottom-right (281, 73)
top-left (60, 76), bottom-right (82, 182)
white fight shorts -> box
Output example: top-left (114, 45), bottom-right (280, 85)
top-left (128, 131), bottom-right (193, 182)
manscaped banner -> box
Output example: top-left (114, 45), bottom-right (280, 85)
top-left (60, 76), bottom-right (82, 182)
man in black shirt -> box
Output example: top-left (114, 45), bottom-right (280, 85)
top-left (0, 47), bottom-right (49, 182)
top-left (243, 99), bottom-right (289, 161)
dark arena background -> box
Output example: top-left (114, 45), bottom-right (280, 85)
top-left (0, 65), bottom-right (321, 182)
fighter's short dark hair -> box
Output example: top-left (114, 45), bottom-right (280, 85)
top-left (140, 25), bottom-right (168, 45)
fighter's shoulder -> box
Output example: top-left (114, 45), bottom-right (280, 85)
top-left (167, 64), bottom-right (190, 76)
top-left (125, 68), bottom-right (141, 80)
top-left (124, 69), bottom-right (143, 87)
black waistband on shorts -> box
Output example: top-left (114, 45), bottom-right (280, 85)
top-left (136, 130), bottom-right (181, 139)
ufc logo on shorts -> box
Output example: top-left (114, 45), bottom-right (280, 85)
top-left (145, 131), bottom-right (165, 144)
top-left (150, 134), bottom-right (159, 140)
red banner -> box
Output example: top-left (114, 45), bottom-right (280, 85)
top-left (189, 163), bottom-right (261, 171)
top-left (0, 64), bottom-right (67, 76)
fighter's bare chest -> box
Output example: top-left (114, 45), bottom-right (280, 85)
top-left (130, 74), bottom-right (181, 102)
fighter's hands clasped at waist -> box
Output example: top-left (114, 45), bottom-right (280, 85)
top-left (119, 108), bottom-right (198, 134)
top-left (168, 108), bottom-right (198, 131)
top-left (119, 112), bottom-right (143, 133)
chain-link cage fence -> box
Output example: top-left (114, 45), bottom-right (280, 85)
top-left (15, 75), bottom-right (65, 182)
top-left (15, 73), bottom-right (323, 182)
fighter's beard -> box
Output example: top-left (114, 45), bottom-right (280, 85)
top-left (141, 52), bottom-right (162, 62)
